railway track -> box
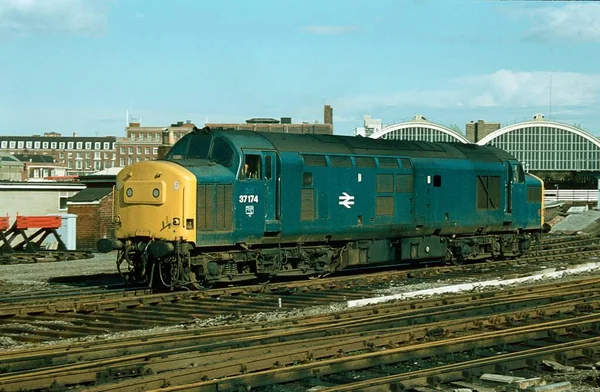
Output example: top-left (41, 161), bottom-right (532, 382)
top-left (0, 250), bottom-right (94, 265)
top-left (2, 276), bottom-right (600, 391)
top-left (2, 235), bottom-right (600, 323)
top-left (1, 234), bottom-right (600, 390)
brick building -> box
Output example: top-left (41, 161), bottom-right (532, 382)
top-left (115, 120), bottom-right (196, 166)
top-left (0, 133), bottom-right (117, 177)
top-left (465, 120), bottom-right (501, 143)
top-left (66, 175), bottom-right (115, 250)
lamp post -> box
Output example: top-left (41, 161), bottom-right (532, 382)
top-left (555, 184), bottom-right (559, 201)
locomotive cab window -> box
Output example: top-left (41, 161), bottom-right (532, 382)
top-left (210, 137), bottom-right (234, 167)
top-left (242, 154), bottom-right (261, 179)
top-left (165, 136), bottom-right (191, 160)
top-left (186, 132), bottom-right (212, 159)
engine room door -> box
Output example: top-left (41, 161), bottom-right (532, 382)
top-left (263, 151), bottom-right (281, 232)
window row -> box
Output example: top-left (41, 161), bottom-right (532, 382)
top-left (119, 147), bottom-right (159, 155)
top-left (65, 161), bottom-right (115, 170)
top-left (58, 152), bottom-right (116, 159)
top-left (119, 157), bottom-right (152, 166)
top-left (302, 154), bottom-right (412, 169)
top-left (128, 131), bottom-right (188, 141)
top-left (0, 140), bottom-right (115, 150)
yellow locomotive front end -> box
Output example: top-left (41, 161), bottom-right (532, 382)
top-left (114, 161), bottom-right (196, 241)
top-left (97, 160), bottom-right (197, 287)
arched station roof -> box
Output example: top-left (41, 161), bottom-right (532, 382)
top-left (476, 116), bottom-right (600, 171)
top-left (369, 115), bottom-right (470, 143)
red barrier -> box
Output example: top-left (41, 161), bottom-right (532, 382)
top-left (0, 217), bottom-right (9, 231)
top-left (0, 215), bottom-right (66, 253)
top-left (15, 215), bottom-right (61, 230)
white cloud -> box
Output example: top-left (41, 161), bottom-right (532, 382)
top-left (522, 3), bottom-right (600, 42)
top-left (333, 70), bottom-right (600, 112)
top-left (0, 0), bottom-right (109, 37)
top-left (458, 70), bottom-right (600, 107)
top-left (303, 25), bottom-right (360, 35)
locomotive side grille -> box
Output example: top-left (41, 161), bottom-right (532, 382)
top-left (301, 189), bottom-right (315, 221)
top-left (197, 184), bottom-right (233, 231)
top-left (376, 174), bottom-right (394, 193)
top-left (376, 196), bottom-right (394, 216)
top-left (197, 185), bottom-right (213, 230)
top-left (395, 174), bottom-right (414, 193)
top-left (527, 186), bottom-right (542, 203)
top-left (216, 184), bottom-right (233, 230)
top-left (197, 184), bottom-right (205, 230)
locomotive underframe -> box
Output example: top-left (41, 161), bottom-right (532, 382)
top-left (113, 231), bottom-right (539, 290)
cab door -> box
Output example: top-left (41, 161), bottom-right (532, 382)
top-left (263, 151), bottom-right (281, 232)
top-left (505, 162), bottom-right (513, 214)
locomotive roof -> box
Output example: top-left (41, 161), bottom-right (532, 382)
top-left (211, 128), bottom-right (516, 162)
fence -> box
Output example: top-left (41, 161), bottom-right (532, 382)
top-left (544, 189), bottom-right (598, 203)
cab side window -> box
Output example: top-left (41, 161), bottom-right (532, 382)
top-left (512, 164), bottom-right (525, 183)
top-left (242, 154), bottom-right (261, 180)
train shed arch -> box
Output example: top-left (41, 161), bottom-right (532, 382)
top-left (476, 115), bottom-right (600, 171)
top-left (369, 115), bottom-right (470, 143)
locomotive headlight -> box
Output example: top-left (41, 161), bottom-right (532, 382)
top-left (152, 188), bottom-right (160, 198)
top-left (126, 188), bottom-right (133, 197)
top-left (173, 217), bottom-right (181, 226)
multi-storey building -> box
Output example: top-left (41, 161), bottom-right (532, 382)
top-left (0, 133), bottom-right (117, 177)
top-left (115, 120), bottom-right (195, 166)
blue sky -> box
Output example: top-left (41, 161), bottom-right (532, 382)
top-left (1, 0), bottom-right (600, 137)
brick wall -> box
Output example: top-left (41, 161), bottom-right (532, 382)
top-left (68, 193), bottom-right (115, 251)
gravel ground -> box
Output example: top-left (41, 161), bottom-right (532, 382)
top-left (0, 251), bottom-right (118, 292)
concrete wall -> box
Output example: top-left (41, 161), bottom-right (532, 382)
top-left (0, 190), bottom-right (77, 221)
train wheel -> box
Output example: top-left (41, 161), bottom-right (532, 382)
top-left (445, 249), bottom-right (463, 266)
top-left (187, 271), bottom-right (203, 290)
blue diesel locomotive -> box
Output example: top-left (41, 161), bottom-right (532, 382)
top-left (98, 127), bottom-right (545, 289)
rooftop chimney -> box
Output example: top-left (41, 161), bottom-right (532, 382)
top-left (324, 105), bottom-right (333, 125)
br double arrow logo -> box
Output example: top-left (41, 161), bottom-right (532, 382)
top-left (338, 192), bottom-right (355, 209)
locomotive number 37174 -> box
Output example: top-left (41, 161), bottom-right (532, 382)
top-left (239, 194), bottom-right (259, 203)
